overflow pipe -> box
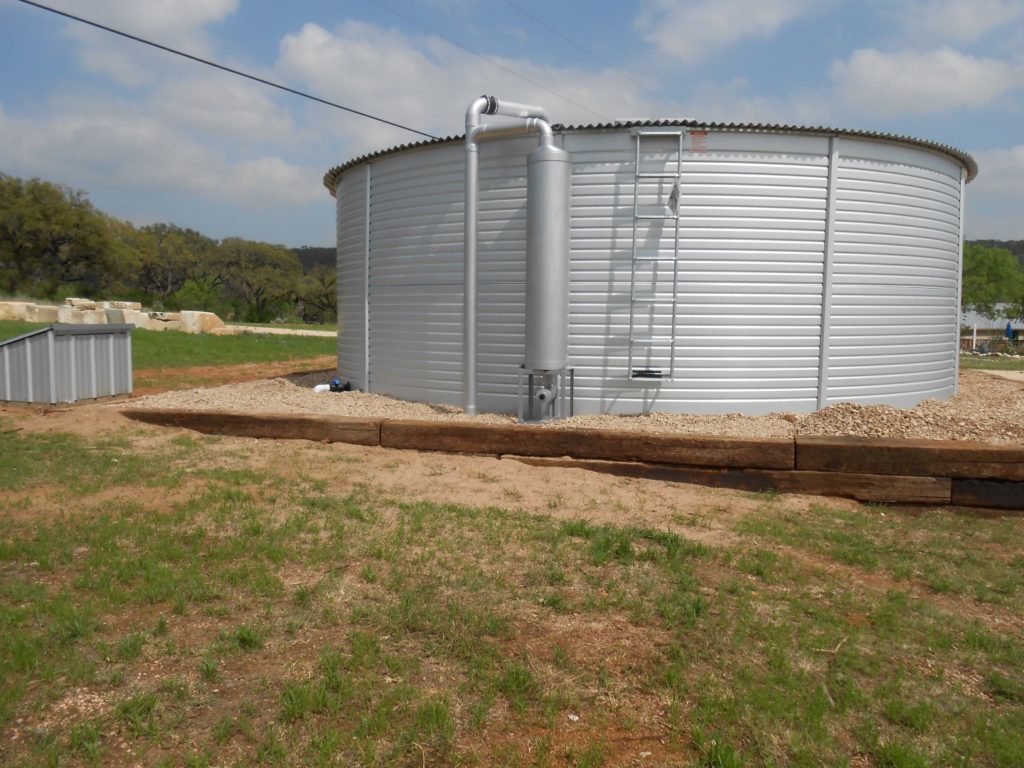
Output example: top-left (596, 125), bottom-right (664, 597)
top-left (464, 95), bottom-right (556, 416)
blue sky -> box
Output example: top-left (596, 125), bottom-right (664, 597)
top-left (1, 0), bottom-right (1021, 247)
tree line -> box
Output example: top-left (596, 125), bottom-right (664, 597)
top-left (0, 173), bottom-right (336, 323)
top-left (962, 242), bottom-right (1024, 321)
top-left (2, 171), bottom-right (1021, 325)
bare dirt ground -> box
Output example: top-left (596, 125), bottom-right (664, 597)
top-left (132, 356), bottom-right (337, 395)
top-left (3, 375), bottom-right (1023, 766)
top-left (121, 367), bottom-right (1024, 443)
top-left (3, 404), bottom-right (1018, 639)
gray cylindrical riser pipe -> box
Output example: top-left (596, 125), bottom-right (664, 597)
top-left (525, 143), bottom-right (571, 371)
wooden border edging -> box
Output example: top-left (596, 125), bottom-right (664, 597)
top-left (120, 409), bottom-right (1024, 509)
top-left (510, 458), bottom-right (952, 504)
top-left (379, 419), bottom-right (794, 470)
top-left (123, 409), bottom-right (381, 446)
top-left (798, 435), bottom-right (1024, 481)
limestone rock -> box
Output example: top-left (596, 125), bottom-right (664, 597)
top-left (179, 310), bottom-right (226, 334)
top-left (107, 300), bottom-right (142, 311)
top-left (0, 302), bottom-right (29, 321)
top-left (65, 297), bottom-right (99, 310)
top-left (121, 309), bottom-right (148, 329)
top-left (27, 304), bottom-right (59, 323)
top-left (143, 312), bottom-right (182, 331)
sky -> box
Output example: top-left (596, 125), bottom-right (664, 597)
top-left (0, 0), bottom-right (1021, 247)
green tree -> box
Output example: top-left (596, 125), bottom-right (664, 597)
top-left (0, 174), bottom-right (121, 298)
top-left (134, 223), bottom-right (219, 304)
top-left (216, 238), bottom-right (302, 322)
top-left (962, 242), bottom-right (1024, 319)
top-left (297, 263), bottom-right (337, 323)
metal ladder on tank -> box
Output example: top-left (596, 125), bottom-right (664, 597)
top-left (627, 129), bottom-right (684, 381)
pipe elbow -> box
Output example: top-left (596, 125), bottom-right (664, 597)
top-left (465, 96), bottom-right (491, 131)
top-left (530, 118), bottom-right (554, 146)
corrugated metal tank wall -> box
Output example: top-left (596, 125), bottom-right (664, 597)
top-left (825, 139), bottom-right (962, 406)
top-left (336, 166), bottom-right (368, 389)
top-left (334, 127), bottom-right (965, 416)
top-left (568, 129), bottom-right (830, 414)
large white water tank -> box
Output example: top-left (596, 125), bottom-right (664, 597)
top-left (324, 121), bottom-right (975, 416)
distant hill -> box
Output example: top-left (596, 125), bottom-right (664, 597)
top-left (292, 246), bottom-right (335, 273)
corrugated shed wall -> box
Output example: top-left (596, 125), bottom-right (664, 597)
top-left (0, 331), bottom-right (51, 403)
top-left (825, 139), bottom-right (961, 406)
top-left (332, 127), bottom-right (965, 416)
top-left (0, 326), bottom-right (132, 404)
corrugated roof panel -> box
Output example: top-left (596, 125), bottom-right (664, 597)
top-left (324, 119), bottom-right (977, 194)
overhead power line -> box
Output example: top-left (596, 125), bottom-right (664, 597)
top-left (365, 0), bottom-right (610, 121)
top-left (503, 0), bottom-right (685, 113)
top-left (15, 0), bottom-right (440, 140)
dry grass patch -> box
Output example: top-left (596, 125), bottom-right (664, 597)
top-left (0, 415), bottom-right (1022, 767)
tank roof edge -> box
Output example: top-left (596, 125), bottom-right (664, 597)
top-left (322, 119), bottom-right (978, 197)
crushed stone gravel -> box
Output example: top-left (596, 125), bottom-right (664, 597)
top-left (121, 369), bottom-right (1024, 443)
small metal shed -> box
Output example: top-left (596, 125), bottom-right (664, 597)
top-left (0, 324), bottom-right (133, 404)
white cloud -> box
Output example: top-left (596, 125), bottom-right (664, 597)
top-left (154, 74), bottom-right (299, 144)
top-left (681, 76), bottom-right (839, 125)
top-left (830, 47), bottom-right (1023, 115)
top-left (894, 0), bottom-right (1024, 42)
top-left (0, 98), bottom-right (322, 208)
top-left (635, 0), bottom-right (820, 64)
top-left (276, 21), bottom-right (665, 154)
top-left (965, 145), bottom-right (1024, 238)
top-left (47, 0), bottom-right (239, 85)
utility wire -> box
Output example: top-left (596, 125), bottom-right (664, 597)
top-left (15, 0), bottom-right (440, 140)
top-left (365, 0), bottom-right (610, 121)
top-left (503, 0), bottom-right (685, 113)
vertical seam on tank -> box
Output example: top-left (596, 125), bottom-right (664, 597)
top-left (364, 162), bottom-right (372, 393)
top-left (954, 166), bottom-right (965, 395)
top-left (817, 135), bottom-right (839, 409)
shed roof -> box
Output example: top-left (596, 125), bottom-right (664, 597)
top-left (0, 323), bottom-right (134, 349)
top-left (323, 119), bottom-right (978, 196)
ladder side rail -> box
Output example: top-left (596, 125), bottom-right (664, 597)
top-left (668, 130), bottom-right (683, 377)
top-left (627, 132), bottom-right (642, 379)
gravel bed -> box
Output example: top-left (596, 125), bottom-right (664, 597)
top-left (121, 369), bottom-right (1024, 443)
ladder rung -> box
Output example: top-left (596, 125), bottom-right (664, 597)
top-left (636, 172), bottom-right (680, 179)
top-left (631, 295), bottom-right (676, 304)
top-left (630, 335), bottom-right (675, 345)
top-left (634, 254), bottom-right (677, 262)
top-left (635, 213), bottom-right (678, 220)
top-left (636, 130), bottom-right (685, 137)
top-left (630, 369), bottom-right (665, 380)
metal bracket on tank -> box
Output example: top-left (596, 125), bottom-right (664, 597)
top-left (517, 366), bottom-right (575, 423)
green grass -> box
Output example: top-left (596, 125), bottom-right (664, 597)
top-left (735, 502), bottom-right (1024, 603)
top-left (131, 327), bottom-right (335, 369)
top-left (0, 319), bottom-right (335, 371)
top-left (0, 319), bottom-right (49, 341)
top-left (960, 353), bottom-right (1024, 370)
top-left (0, 421), bottom-right (1022, 766)
top-left (232, 321), bottom-right (336, 332)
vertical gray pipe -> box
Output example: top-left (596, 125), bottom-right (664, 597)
top-left (465, 95), bottom-right (563, 413)
top-left (463, 96), bottom-right (490, 416)
top-left (525, 142), bottom-right (571, 371)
